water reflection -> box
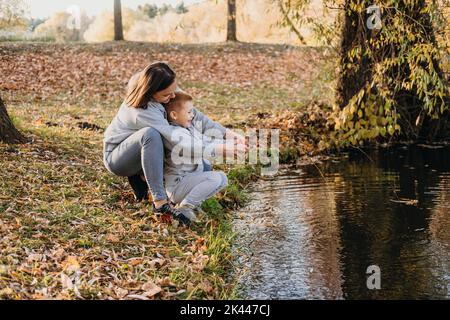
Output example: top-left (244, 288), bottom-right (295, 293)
top-left (234, 146), bottom-right (450, 299)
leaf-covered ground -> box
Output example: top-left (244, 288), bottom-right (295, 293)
top-left (0, 42), bottom-right (335, 300)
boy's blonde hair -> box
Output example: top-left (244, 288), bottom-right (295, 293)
top-left (165, 92), bottom-right (193, 114)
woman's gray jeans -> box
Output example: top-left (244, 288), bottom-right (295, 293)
top-left (103, 127), bottom-right (212, 202)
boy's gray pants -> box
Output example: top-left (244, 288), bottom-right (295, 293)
top-left (167, 171), bottom-right (228, 207)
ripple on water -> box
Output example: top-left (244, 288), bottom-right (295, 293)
top-left (233, 148), bottom-right (450, 299)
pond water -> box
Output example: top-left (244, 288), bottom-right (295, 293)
top-left (233, 145), bottom-right (450, 299)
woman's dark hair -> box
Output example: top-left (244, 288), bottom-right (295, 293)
top-left (125, 62), bottom-right (176, 109)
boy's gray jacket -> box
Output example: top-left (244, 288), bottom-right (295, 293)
top-left (103, 101), bottom-right (227, 153)
top-left (162, 122), bottom-right (225, 193)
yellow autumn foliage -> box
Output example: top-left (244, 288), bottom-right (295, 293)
top-left (83, 0), bottom-right (329, 45)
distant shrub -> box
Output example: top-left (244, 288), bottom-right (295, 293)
top-left (34, 11), bottom-right (92, 42)
top-left (83, 8), bottom-right (147, 42)
top-left (0, 30), bottom-right (54, 42)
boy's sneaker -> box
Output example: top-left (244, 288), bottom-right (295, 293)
top-left (173, 203), bottom-right (198, 224)
top-left (152, 202), bottom-right (173, 223)
top-left (194, 206), bottom-right (207, 217)
top-left (128, 175), bottom-right (148, 202)
top-left (153, 203), bottom-right (192, 226)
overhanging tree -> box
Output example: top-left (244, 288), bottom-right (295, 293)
top-left (279, 0), bottom-right (449, 144)
top-left (335, 0), bottom-right (449, 143)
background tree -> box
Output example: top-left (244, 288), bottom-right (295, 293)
top-left (137, 3), bottom-right (159, 19)
top-left (137, 2), bottom-right (188, 18)
top-left (175, 1), bottom-right (189, 14)
top-left (0, 0), bottom-right (27, 29)
top-left (114, 0), bottom-right (124, 40)
top-left (227, 0), bottom-right (237, 41)
top-left (159, 4), bottom-right (173, 15)
top-left (0, 96), bottom-right (26, 144)
top-left (29, 18), bottom-right (46, 32)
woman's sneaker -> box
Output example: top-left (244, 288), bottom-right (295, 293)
top-left (128, 174), bottom-right (149, 202)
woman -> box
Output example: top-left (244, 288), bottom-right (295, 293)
top-left (103, 62), bottom-right (244, 222)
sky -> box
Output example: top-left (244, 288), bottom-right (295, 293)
top-left (25, 0), bottom-right (204, 19)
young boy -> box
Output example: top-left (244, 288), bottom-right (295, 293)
top-left (163, 92), bottom-right (228, 225)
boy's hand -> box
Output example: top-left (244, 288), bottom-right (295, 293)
top-left (215, 143), bottom-right (245, 158)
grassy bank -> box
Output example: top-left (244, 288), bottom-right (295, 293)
top-left (0, 124), bottom-right (258, 299)
top-left (0, 42), bottom-right (335, 299)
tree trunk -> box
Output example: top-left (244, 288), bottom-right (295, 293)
top-left (227, 0), bottom-right (237, 42)
top-left (336, 0), bottom-right (373, 110)
top-left (0, 96), bottom-right (26, 144)
top-left (114, 0), bottom-right (124, 41)
top-left (336, 0), bottom-right (449, 141)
